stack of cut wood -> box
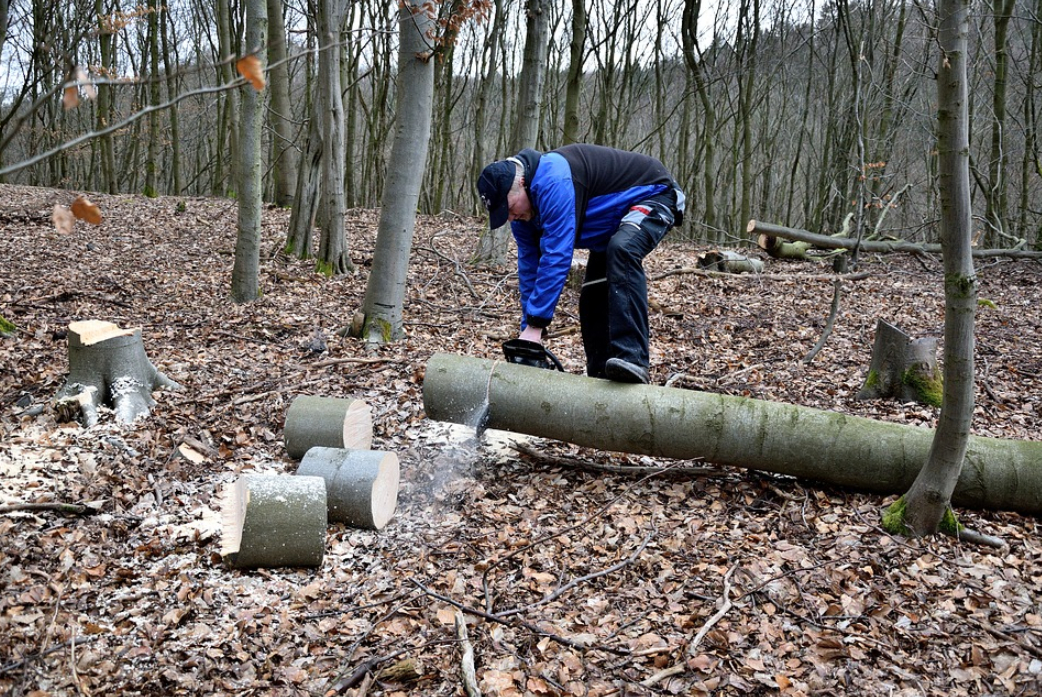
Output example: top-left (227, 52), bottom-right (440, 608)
top-left (220, 395), bottom-right (400, 569)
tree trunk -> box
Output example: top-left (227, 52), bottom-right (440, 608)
top-left (296, 447), bottom-right (400, 529)
top-left (231, 0), bottom-right (267, 304)
top-left (315, 0), bottom-right (351, 276)
top-left (471, 0), bottom-right (549, 267)
top-left (359, 0), bottom-right (434, 342)
top-left (286, 114), bottom-right (322, 259)
top-left (220, 474), bottom-right (327, 569)
top-left (897, 0), bottom-right (978, 536)
top-left (267, 0), bottom-right (298, 207)
top-left (562, 0), bottom-right (585, 145)
top-left (284, 395), bottom-right (373, 459)
top-left (422, 353), bottom-right (1042, 515)
top-left (55, 321), bottom-right (181, 427)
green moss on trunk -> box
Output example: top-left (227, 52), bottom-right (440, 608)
top-left (882, 496), bottom-right (910, 535)
top-left (902, 366), bottom-right (943, 407)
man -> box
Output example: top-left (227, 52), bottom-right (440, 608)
top-left (477, 144), bottom-right (686, 384)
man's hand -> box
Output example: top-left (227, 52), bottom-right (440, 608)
top-left (519, 326), bottom-right (543, 343)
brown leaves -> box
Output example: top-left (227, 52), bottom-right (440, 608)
top-left (62, 67), bottom-right (96, 110)
top-left (52, 195), bottom-right (103, 233)
top-left (236, 55), bottom-right (265, 91)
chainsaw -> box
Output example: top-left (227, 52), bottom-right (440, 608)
top-left (501, 338), bottom-right (565, 372)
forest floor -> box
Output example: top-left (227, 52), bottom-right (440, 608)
top-left (1, 183), bottom-right (1040, 697)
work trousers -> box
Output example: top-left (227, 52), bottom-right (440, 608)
top-left (579, 188), bottom-right (679, 378)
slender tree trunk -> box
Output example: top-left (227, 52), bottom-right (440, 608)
top-left (562, 0), bottom-right (585, 145)
top-left (159, 2), bottom-right (182, 194)
top-left (315, 0), bottom-right (351, 276)
top-left (360, 0), bottom-right (435, 342)
top-left (683, 0), bottom-right (717, 237)
top-left (897, 0), bottom-right (977, 536)
top-left (216, 0), bottom-right (241, 196)
top-left (267, 0), bottom-right (298, 206)
top-left (472, 0), bottom-right (549, 266)
top-left (983, 0), bottom-right (1016, 245)
top-left (96, 0), bottom-right (116, 193)
top-left (231, 0), bottom-right (268, 303)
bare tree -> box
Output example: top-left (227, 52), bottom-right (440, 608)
top-left (358, 0), bottom-right (436, 342)
top-left (267, 0), bottom-right (298, 207)
top-left (231, 0), bottom-right (268, 303)
top-left (885, 0), bottom-right (978, 536)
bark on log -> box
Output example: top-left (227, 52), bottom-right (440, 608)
top-left (422, 353), bottom-right (1042, 515)
top-left (856, 320), bottom-right (942, 406)
top-left (757, 233), bottom-right (813, 260)
top-left (295, 447), bottom-right (399, 529)
top-left (747, 219), bottom-right (1042, 259)
top-left (55, 320), bottom-right (181, 427)
top-left (220, 474), bottom-right (327, 569)
top-left (697, 250), bottom-right (765, 274)
top-left (284, 395), bottom-right (373, 459)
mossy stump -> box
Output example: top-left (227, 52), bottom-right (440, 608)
top-left (857, 319), bottom-right (942, 407)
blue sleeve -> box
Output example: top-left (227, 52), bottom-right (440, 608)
top-left (521, 162), bottom-right (577, 328)
top-left (512, 222), bottom-right (540, 327)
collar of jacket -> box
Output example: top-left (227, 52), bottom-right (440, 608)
top-left (514, 148), bottom-right (543, 215)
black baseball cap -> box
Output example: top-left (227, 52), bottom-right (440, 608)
top-left (477, 160), bottom-right (516, 229)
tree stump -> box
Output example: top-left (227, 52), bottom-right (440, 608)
top-left (284, 396), bottom-right (373, 460)
top-left (55, 320), bottom-right (181, 427)
top-left (856, 320), bottom-right (943, 406)
top-left (220, 474), bottom-right (327, 569)
top-left (296, 447), bottom-right (399, 530)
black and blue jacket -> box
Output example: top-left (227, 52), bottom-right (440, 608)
top-left (511, 144), bottom-right (680, 329)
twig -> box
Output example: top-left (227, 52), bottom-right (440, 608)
top-left (511, 442), bottom-right (715, 478)
top-left (308, 356), bottom-right (395, 369)
top-left (0, 502), bottom-right (99, 516)
top-left (455, 611), bottom-right (481, 697)
top-left (641, 564), bottom-right (738, 688)
top-left (944, 525), bottom-right (1006, 549)
top-left (495, 527), bottom-right (657, 619)
top-left (0, 637), bottom-right (99, 676)
top-left (649, 267), bottom-right (873, 282)
top-left (803, 277), bottom-right (843, 363)
top-left (410, 579), bottom-right (631, 657)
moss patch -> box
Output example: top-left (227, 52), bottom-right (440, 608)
top-left (881, 496), bottom-right (910, 535)
top-left (939, 506), bottom-right (964, 535)
top-left (0, 315), bottom-right (17, 338)
top-left (902, 365), bottom-right (943, 408)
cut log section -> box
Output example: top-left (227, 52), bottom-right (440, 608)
top-left (284, 396), bottom-right (373, 459)
top-left (856, 320), bottom-right (942, 407)
top-left (55, 320), bottom-right (181, 427)
top-left (220, 474), bottom-right (327, 569)
top-left (697, 250), bottom-right (765, 273)
top-left (296, 447), bottom-right (399, 530)
top-left (422, 353), bottom-right (1042, 515)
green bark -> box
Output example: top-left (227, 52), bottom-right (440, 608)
top-left (423, 353), bottom-right (1042, 515)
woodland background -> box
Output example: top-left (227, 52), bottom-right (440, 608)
top-left (1, 0), bottom-right (1042, 695)
top-left (2, 0), bottom-right (1042, 249)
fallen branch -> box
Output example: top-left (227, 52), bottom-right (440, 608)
top-left (649, 266), bottom-right (872, 282)
top-left (410, 579), bottom-right (631, 657)
top-left (494, 527), bottom-right (657, 619)
top-left (641, 564), bottom-right (738, 688)
top-left (511, 442), bottom-right (716, 478)
top-left (0, 502), bottom-right (100, 516)
top-left (747, 220), bottom-right (1042, 259)
top-left (455, 611), bottom-right (481, 697)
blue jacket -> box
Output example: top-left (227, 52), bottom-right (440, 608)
top-left (511, 144), bottom-right (677, 329)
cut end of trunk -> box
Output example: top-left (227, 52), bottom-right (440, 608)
top-left (296, 447), bottom-right (400, 530)
top-left (68, 320), bottom-right (139, 346)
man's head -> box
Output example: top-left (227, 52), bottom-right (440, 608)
top-left (477, 159), bottom-right (532, 228)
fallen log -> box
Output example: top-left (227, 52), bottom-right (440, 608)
top-left (284, 395), bottom-right (373, 459)
top-left (697, 250), bottom-right (765, 274)
top-left (295, 447), bottom-right (399, 529)
top-left (747, 220), bottom-right (1042, 259)
top-left (422, 353), bottom-right (1042, 515)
